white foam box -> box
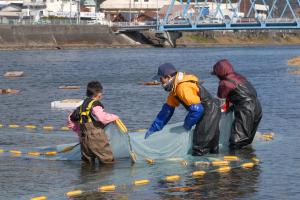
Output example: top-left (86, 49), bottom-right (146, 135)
top-left (51, 99), bottom-right (83, 109)
top-left (3, 71), bottom-right (24, 77)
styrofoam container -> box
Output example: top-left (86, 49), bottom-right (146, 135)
top-left (51, 99), bottom-right (83, 109)
top-left (3, 71), bottom-right (24, 77)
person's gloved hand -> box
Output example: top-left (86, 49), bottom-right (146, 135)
top-left (144, 130), bottom-right (155, 139)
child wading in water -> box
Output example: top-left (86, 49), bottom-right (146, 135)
top-left (68, 81), bottom-right (119, 164)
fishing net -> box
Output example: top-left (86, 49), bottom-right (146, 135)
top-left (16, 112), bottom-right (234, 162)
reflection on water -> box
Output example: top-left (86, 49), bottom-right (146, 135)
top-left (74, 159), bottom-right (261, 200)
top-left (73, 147), bottom-right (260, 200)
top-left (0, 46), bottom-right (300, 199)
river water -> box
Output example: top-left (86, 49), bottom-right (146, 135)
top-left (0, 46), bottom-right (299, 200)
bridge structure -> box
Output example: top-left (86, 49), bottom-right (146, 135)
top-left (112, 0), bottom-right (300, 31)
top-left (111, 0), bottom-right (300, 47)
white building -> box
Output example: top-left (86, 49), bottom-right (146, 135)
top-left (44, 0), bottom-right (79, 18)
top-left (100, 0), bottom-right (173, 13)
top-left (255, 4), bottom-right (269, 21)
top-left (23, 0), bottom-right (45, 21)
top-left (0, 0), bottom-right (45, 23)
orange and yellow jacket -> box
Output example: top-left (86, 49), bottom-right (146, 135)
top-left (147, 72), bottom-right (204, 133)
top-left (166, 72), bottom-right (201, 108)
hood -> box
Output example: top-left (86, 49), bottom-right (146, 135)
top-left (172, 72), bottom-right (199, 92)
top-left (212, 59), bottom-right (235, 79)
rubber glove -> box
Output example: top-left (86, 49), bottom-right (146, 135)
top-left (144, 130), bottom-right (154, 139)
top-left (144, 103), bottom-right (175, 139)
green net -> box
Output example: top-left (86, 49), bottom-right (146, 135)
top-left (17, 112), bottom-right (234, 162)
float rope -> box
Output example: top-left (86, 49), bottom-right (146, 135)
top-left (30, 157), bottom-right (260, 200)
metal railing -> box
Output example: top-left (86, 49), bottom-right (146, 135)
top-left (111, 21), bottom-right (157, 27)
top-left (265, 18), bottom-right (298, 23)
top-left (0, 18), bottom-right (111, 25)
top-left (101, 3), bottom-right (162, 10)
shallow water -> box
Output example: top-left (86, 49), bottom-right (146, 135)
top-left (0, 46), bottom-right (300, 199)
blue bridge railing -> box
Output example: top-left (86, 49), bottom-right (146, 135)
top-left (112, 0), bottom-right (300, 32)
top-left (160, 0), bottom-right (300, 31)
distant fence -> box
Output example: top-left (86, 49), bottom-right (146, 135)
top-left (111, 21), bottom-right (157, 27)
top-left (0, 17), bottom-right (111, 25)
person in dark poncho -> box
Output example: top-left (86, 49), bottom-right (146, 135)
top-left (211, 59), bottom-right (262, 149)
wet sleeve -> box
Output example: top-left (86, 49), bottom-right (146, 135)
top-left (176, 84), bottom-right (201, 106)
top-left (92, 106), bottom-right (119, 125)
top-left (183, 104), bottom-right (204, 130)
top-left (217, 81), bottom-right (231, 99)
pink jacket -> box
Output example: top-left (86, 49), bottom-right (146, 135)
top-left (68, 105), bottom-right (119, 135)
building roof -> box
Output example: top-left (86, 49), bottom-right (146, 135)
top-left (0, 4), bottom-right (22, 12)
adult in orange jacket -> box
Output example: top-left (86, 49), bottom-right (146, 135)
top-left (144, 63), bottom-right (221, 156)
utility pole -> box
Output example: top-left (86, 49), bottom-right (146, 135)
top-left (27, 4), bottom-right (30, 24)
top-left (77, 0), bottom-right (80, 24)
top-left (129, 0), bottom-right (131, 24)
top-left (70, 0), bottom-right (72, 24)
top-left (156, 0), bottom-right (159, 30)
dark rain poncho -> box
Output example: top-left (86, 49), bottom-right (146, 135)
top-left (212, 59), bottom-right (262, 149)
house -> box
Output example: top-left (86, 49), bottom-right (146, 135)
top-left (111, 10), bottom-right (160, 23)
top-left (136, 10), bottom-right (158, 22)
top-left (0, 0), bottom-right (45, 23)
top-left (0, 4), bottom-right (23, 22)
top-left (159, 2), bottom-right (270, 24)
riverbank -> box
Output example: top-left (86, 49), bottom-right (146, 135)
top-left (0, 24), bottom-right (152, 50)
top-left (0, 24), bottom-right (299, 50)
top-left (177, 30), bottom-right (300, 47)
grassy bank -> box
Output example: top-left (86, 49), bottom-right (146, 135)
top-left (177, 31), bottom-right (300, 47)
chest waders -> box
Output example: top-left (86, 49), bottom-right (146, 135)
top-left (78, 98), bottom-right (115, 164)
top-left (226, 79), bottom-right (262, 149)
top-left (175, 82), bottom-right (221, 156)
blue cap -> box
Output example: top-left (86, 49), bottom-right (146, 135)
top-left (152, 63), bottom-right (177, 81)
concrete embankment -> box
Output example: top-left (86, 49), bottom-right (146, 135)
top-left (0, 25), bottom-right (151, 50)
top-left (0, 24), bottom-right (299, 49)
